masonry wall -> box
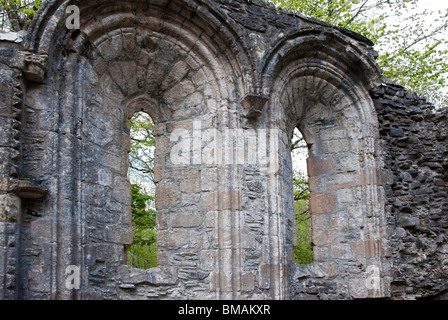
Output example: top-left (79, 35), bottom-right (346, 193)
top-left (0, 45), bottom-right (23, 300)
top-left (287, 82), bottom-right (448, 300)
top-left (372, 83), bottom-right (448, 299)
top-left (0, 0), bottom-right (447, 300)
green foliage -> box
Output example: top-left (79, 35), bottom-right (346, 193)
top-left (266, 0), bottom-right (448, 106)
top-left (0, 0), bottom-right (42, 31)
top-left (126, 184), bottom-right (157, 269)
top-left (290, 129), bottom-right (313, 265)
top-left (126, 112), bottom-right (158, 269)
top-left (130, 184), bottom-right (155, 232)
top-left (128, 112), bottom-right (155, 182)
top-left (293, 170), bottom-right (313, 265)
top-left (127, 242), bottom-right (157, 270)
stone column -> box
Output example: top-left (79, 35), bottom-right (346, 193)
top-left (0, 37), bottom-right (25, 299)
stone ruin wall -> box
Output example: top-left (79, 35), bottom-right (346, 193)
top-left (373, 84), bottom-right (448, 299)
top-left (0, 0), bottom-right (447, 300)
top-left (290, 83), bottom-right (448, 299)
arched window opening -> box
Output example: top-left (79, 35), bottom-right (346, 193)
top-left (126, 111), bottom-right (157, 269)
top-left (290, 127), bottom-right (313, 265)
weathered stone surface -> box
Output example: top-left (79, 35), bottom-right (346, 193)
top-left (157, 230), bottom-right (188, 248)
top-left (372, 82), bottom-right (448, 299)
top-left (23, 53), bottom-right (48, 83)
top-left (0, 0), bottom-right (446, 301)
top-left (0, 194), bottom-right (20, 223)
top-left (307, 157), bottom-right (335, 177)
top-left (155, 182), bottom-right (181, 210)
top-left (309, 193), bottom-right (337, 214)
top-left (202, 190), bottom-right (242, 211)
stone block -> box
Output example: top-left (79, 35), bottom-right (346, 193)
top-left (164, 80), bottom-right (196, 108)
top-left (95, 243), bottom-right (126, 263)
top-left (118, 265), bottom-right (178, 286)
top-left (122, 30), bottom-right (136, 53)
top-left (181, 177), bottom-right (201, 194)
top-left (200, 249), bottom-right (218, 271)
top-left (155, 182), bottom-right (181, 210)
top-left (172, 212), bottom-right (203, 228)
top-left (307, 156), bottom-right (334, 177)
top-left (30, 219), bottom-right (53, 241)
top-left (352, 240), bottom-right (382, 258)
top-left (123, 205), bottom-right (132, 227)
top-left (121, 60), bottom-right (138, 94)
top-left (211, 227), bottom-right (232, 248)
top-left (168, 167), bottom-right (201, 194)
top-left (155, 135), bottom-right (170, 157)
top-left (0, 118), bottom-right (12, 148)
top-left (161, 61), bottom-right (190, 91)
top-left (242, 232), bottom-right (256, 249)
top-left (309, 193), bottom-right (337, 214)
top-left (330, 243), bottom-right (353, 259)
top-left (398, 215), bottom-right (419, 228)
top-left (357, 168), bottom-right (382, 186)
top-left (154, 249), bottom-right (169, 267)
top-left (82, 183), bottom-right (108, 207)
top-left (210, 271), bottom-right (232, 292)
top-left (157, 229), bottom-right (188, 247)
top-left (97, 167), bottom-right (113, 186)
top-left (0, 193), bottom-right (20, 223)
top-left (389, 128), bottom-right (405, 137)
top-left (153, 164), bottom-right (163, 183)
top-left (348, 277), bottom-right (368, 299)
top-left (202, 190), bottom-right (241, 211)
top-left (326, 180), bottom-right (356, 190)
top-left (318, 261), bottom-right (338, 277)
top-left (105, 225), bottom-right (133, 245)
top-left (241, 272), bottom-right (255, 292)
top-left (189, 230), bottom-right (210, 249)
top-left (201, 168), bottom-right (218, 191)
top-left (155, 209), bottom-right (170, 230)
top-left (0, 84), bottom-right (12, 115)
top-left (259, 264), bottom-right (271, 289)
top-left (312, 229), bottom-right (338, 246)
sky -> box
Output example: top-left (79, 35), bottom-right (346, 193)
top-left (384, 0), bottom-right (448, 43)
top-left (416, 0), bottom-right (448, 13)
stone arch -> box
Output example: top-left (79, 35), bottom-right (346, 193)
top-left (19, 0), bottom-right (259, 300)
top-left (24, 0), bottom-right (256, 99)
top-left (263, 29), bottom-right (391, 299)
top-left (260, 27), bottom-right (383, 97)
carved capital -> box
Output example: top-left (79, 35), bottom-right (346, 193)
top-left (10, 179), bottom-right (48, 199)
top-left (23, 52), bottom-right (48, 83)
top-left (241, 94), bottom-right (268, 118)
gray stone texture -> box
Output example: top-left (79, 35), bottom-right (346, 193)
top-left (0, 0), bottom-right (446, 300)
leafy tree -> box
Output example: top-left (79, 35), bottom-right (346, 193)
top-left (0, 0), bottom-right (42, 31)
top-left (266, 0), bottom-right (448, 106)
top-left (126, 112), bottom-right (157, 269)
top-left (128, 112), bottom-right (155, 182)
top-left (127, 184), bottom-right (157, 269)
top-left (293, 170), bottom-right (313, 264)
top-left (291, 129), bottom-right (313, 264)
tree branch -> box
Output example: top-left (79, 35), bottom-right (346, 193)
top-left (345, 0), bottom-right (370, 26)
